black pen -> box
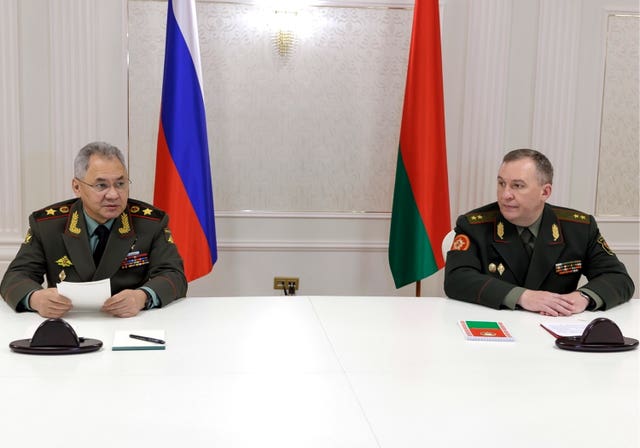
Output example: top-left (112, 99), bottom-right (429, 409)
top-left (129, 334), bottom-right (165, 345)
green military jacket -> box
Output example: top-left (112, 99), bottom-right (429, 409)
top-left (1, 198), bottom-right (187, 311)
top-left (444, 202), bottom-right (634, 310)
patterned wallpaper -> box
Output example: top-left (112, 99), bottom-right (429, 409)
top-left (128, 2), bottom-right (413, 212)
top-left (596, 14), bottom-right (640, 216)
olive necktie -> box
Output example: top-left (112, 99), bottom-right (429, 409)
top-left (93, 225), bottom-right (109, 265)
top-left (520, 227), bottom-right (535, 259)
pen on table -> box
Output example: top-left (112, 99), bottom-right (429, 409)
top-left (129, 334), bottom-right (165, 345)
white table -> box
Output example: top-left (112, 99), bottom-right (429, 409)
top-left (0, 297), bottom-right (637, 448)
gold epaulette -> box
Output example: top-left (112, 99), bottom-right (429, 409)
top-left (552, 207), bottom-right (591, 224)
top-left (465, 210), bottom-right (498, 224)
top-left (33, 200), bottom-right (76, 221)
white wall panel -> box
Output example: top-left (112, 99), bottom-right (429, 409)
top-left (16, 0), bottom-right (127, 213)
top-left (189, 211), bottom-right (438, 297)
top-left (596, 13), bottom-right (639, 216)
top-left (570, 0), bottom-right (638, 214)
top-left (49, 0), bottom-right (99, 200)
top-left (455, 0), bottom-right (512, 215)
top-left (531, 0), bottom-right (581, 208)
top-left (0, 0), bottom-right (22, 253)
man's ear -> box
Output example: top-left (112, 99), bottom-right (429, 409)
top-left (541, 183), bottom-right (552, 201)
top-left (71, 179), bottom-right (81, 197)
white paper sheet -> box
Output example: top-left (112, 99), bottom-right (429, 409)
top-left (57, 279), bottom-right (111, 312)
top-left (540, 321), bottom-right (589, 338)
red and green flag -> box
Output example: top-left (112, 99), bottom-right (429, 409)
top-left (389, 0), bottom-right (451, 289)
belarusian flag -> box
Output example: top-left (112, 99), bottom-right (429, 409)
top-left (389, 0), bottom-right (451, 289)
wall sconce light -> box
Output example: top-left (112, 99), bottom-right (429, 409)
top-left (245, 2), bottom-right (318, 60)
top-left (272, 9), bottom-right (298, 58)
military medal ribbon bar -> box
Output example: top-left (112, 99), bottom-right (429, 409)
top-left (555, 260), bottom-right (582, 275)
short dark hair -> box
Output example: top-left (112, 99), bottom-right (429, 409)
top-left (74, 141), bottom-right (126, 179)
top-left (502, 148), bottom-right (553, 185)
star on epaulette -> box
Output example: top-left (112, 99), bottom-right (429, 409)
top-left (465, 211), bottom-right (497, 224)
top-left (35, 203), bottom-right (73, 221)
top-left (553, 207), bottom-right (591, 224)
top-left (129, 203), bottom-right (161, 220)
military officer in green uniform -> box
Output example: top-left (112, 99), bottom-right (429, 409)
top-left (0, 142), bottom-right (187, 318)
top-left (444, 149), bottom-right (634, 316)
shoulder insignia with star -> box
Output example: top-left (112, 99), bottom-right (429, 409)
top-left (33, 200), bottom-right (75, 221)
top-left (465, 210), bottom-right (498, 224)
top-left (552, 206), bottom-right (591, 224)
top-left (128, 200), bottom-right (165, 221)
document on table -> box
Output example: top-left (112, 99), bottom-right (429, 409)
top-left (539, 321), bottom-right (589, 338)
top-left (57, 279), bottom-right (111, 312)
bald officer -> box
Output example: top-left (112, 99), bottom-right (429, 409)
top-left (1, 142), bottom-right (187, 318)
top-left (444, 149), bottom-right (634, 316)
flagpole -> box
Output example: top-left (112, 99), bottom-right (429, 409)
top-left (416, 280), bottom-right (421, 297)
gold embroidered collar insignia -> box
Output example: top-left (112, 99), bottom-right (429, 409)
top-left (552, 224), bottom-right (560, 241)
top-left (118, 212), bottom-right (131, 235)
top-left (497, 221), bottom-right (505, 239)
top-left (68, 211), bottom-right (81, 235)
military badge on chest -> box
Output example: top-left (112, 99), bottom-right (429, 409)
top-left (56, 255), bottom-right (73, 282)
top-left (488, 262), bottom-right (506, 276)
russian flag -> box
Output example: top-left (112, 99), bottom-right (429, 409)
top-left (154, 0), bottom-right (217, 282)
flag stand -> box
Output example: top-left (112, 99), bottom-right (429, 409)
top-left (416, 280), bottom-right (421, 297)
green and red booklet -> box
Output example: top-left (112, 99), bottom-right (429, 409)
top-left (459, 321), bottom-right (514, 341)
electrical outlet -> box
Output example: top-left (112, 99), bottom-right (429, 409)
top-left (274, 277), bottom-right (299, 291)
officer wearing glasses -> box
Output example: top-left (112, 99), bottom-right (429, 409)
top-left (1, 142), bottom-right (187, 318)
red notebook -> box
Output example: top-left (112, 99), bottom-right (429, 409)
top-left (459, 320), bottom-right (514, 341)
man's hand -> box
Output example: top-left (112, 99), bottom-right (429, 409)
top-left (102, 289), bottom-right (146, 318)
top-left (517, 290), bottom-right (589, 316)
top-left (30, 288), bottom-right (73, 318)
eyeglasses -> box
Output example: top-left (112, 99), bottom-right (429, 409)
top-left (75, 177), bottom-right (132, 193)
